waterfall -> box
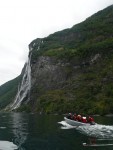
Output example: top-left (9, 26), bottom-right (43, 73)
top-left (10, 54), bottom-right (31, 110)
top-left (9, 38), bottom-right (43, 111)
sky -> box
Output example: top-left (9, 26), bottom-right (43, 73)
top-left (0, 0), bottom-right (113, 85)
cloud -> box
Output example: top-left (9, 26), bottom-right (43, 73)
top-left (0, 39), bottom-right (28, 85)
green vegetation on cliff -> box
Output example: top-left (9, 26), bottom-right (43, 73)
top-left (0, 76), bottom-right (21, 109)
top-left (29, 5), bottom-right (113, 115)
top-left (30, 5), bottom-right (113, 61)
top-left (36, 56), bottom-right (113, 115)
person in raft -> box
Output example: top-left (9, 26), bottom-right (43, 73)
top-left (88, 116), bottom-right (95, 125)
top-left (77, 114), bottom-right (82, 122)
top-left (67, 113), bottom-right (73, 120)
top-left (73, 113), bottom-right (77, 121)
top-left (82, 116), bottom-right (87, 123)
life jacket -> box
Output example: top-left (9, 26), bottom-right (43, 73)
top-left (88, 116), bottom-right (94, 122)
top-left (77, 115), bottom-right (82, 122)
top-left (82, 117), bottom-right (87, 123)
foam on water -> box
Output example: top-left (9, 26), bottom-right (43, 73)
top-left (77, 124), bottom-right (113, 138)
top-left (58, 121), bottom-right (76, 129)
top-left (0, 141), bottom-right (18, 150)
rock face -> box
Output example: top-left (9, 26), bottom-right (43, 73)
top-left (29, 42), bottom-right (102, 113)
top-left (30, 55), bottom-right (98, 99)
top-left (31, 56), bottom-right (68, 90)
top-left (30, 56), bottom-right (78, 105)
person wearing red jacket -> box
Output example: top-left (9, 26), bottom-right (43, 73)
top-left (88, 116), bottom-right (95, 124)
top-left (82, 116), bottom-right (87, 123)
top-left (77, 115), bottom-right (82, 122)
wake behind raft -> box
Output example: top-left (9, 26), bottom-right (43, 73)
top-left (64, 113), bottom-right (96, 127)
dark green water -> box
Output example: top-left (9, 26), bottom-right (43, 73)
top-left (0, 113), bottom-right (113, 150)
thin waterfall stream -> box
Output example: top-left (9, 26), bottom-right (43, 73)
top-left (9, 39), bottom-right (43, 111)
top-left (10, 53), bottom-right (31, 110)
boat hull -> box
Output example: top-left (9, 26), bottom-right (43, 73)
top-left (64, 117), bottom-right (90, 126)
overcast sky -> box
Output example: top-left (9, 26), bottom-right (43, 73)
top-left (0, 0), bottom-right (113, 85)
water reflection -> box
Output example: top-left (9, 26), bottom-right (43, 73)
top-left (0, 113), bottom-right (113, 150)
top-left (10, 113), bottom-right (28, 150)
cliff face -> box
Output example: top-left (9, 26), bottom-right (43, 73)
top-left (30, 56), bottom-right (78, 107)
top-left (1, 5), bottom-right (113, 115)
top-left (27, 5), bottom-right (113, 114)
top-left (29, 54), bottom-right (101, 114)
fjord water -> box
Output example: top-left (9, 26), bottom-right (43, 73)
top-left (0, 113), bottom-right (113, 150)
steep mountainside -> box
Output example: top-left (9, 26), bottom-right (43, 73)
top-left (0, 5), bottom-right (113, 115)
top-left (0, 76), bottom-right (21, 109)
top-left (27, 5), bottom-right (113, 115)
